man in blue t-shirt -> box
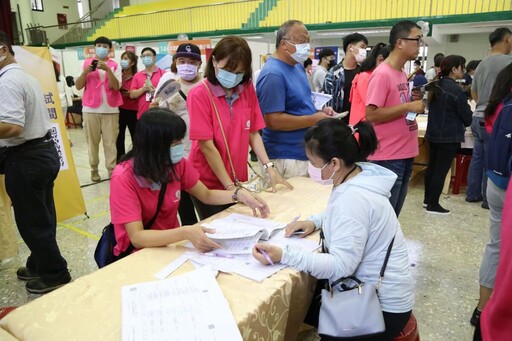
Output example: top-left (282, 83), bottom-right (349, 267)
top-left (256, 20), bottom-right (334, 180)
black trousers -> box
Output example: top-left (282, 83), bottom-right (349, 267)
top-left (3, 141), bottom-right (69, 281)
top-left (116, 108), bottom-right (137, 161)
top-left (190, 196), bottom-right (234, 220)
top-left (424, 142), bottom-right (460, 205)
top-left (178, 190), bottom-right (198, 225)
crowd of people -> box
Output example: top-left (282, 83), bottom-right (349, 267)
top-left (0, 17), bottom-right (511, 340)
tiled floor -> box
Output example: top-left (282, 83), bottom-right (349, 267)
top-left (0, 127), bottom-right (488, 340)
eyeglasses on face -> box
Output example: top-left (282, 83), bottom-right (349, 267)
top-left (401, 37), bottom-right (425, 46)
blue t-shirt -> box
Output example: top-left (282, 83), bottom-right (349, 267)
top-left (256, 57), bottom-right (317, 160)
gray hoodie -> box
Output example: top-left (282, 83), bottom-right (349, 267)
top-left (281, 162), bottom-right (415, 313)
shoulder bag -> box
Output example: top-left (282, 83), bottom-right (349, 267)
top-left (94, 183), bottom-right (168, 268)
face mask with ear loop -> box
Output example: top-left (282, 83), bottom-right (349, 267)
top-left (0, 46), bottom-right (8, 63)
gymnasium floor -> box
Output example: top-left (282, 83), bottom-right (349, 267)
top-left (0, 126), bottom-right (488, 340)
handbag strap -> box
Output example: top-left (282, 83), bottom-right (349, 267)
top-left (328, 235), bottom-right (395, 290)
top-left (201, 80), bottom-right (239, 185)
top-left (118, 183), bottom-right (168, 258)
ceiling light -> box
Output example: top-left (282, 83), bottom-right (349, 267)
top-left (316, 29), bottom-right (390, 37)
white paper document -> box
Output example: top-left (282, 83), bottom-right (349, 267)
top-left (203, 213), bottom-right (286, 240)
top-left (154, 254), bottom-right (189, 280)
top-left (123, 267), bottom-right (242, 341)
top-left (311, 92), bottom-right (333, 110)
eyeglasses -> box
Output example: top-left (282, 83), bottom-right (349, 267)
top-left (401, 37), bottom-right (425, 46)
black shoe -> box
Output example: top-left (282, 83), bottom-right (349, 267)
top-left (26, 272), bottom-right (71, 294)
top-left (470, 307), bottom-right (481, 326)
top-left (426, 204), bottom-right (451, 215)
top-left (465, 197), bottom-right (483, 203)
top-left (16, 267), bottom-right (40, 281)
top-left (481, 202), bottom-right (489, 210)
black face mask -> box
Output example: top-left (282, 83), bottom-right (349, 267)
top-left (327, 59), bottom-right (336, 69)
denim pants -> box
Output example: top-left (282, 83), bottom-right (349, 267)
top-left (371, 158), bottom-right (413, 217)
top-left (467, 117), bottom-right (488, 204)
top-left (479, 179), bottom-right (505, 289)
top-left (3, 141), bottom-right (69, 281)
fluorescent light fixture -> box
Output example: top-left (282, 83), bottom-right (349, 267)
top-left (242, 35), bottom-right (264, 39)
top-left (469, 21), bottom-right (512, 28)
top-left (316, 29), bottom-right (390, 37)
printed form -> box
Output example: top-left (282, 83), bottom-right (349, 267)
top-left (122, 267), bottom-right (242, 341)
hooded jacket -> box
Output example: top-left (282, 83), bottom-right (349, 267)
top-left (281, 162), bottom-right (415, 313)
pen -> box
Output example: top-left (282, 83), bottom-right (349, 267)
top-left (202, 252), bottom-right (234, 259)
top-left (257, 247), bottom-right (274, 265)
top-left (289, 214), bottom-right (301, 225)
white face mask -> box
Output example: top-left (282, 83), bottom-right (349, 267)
top-left (0, 46), bottom-right (7, 63)
top-left (307, 161), bottom-right (335, 185)
top-left (285, 41), bottom-right (310, 64)
top-left (176, 63), bottom-right (198, 81)
top-left (352, 46), bottom-right (367, 64)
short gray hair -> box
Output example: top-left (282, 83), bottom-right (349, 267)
top-left (275, 20), bottom-right (303, 48)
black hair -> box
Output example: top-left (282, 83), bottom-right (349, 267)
top-left (275, 20), bottom-right (304, 48)
top-left (65, 76), bottom-right (75, 87)
top-left (121, 108), bottom-right (186, 184)
top-left (433, 53), bottom-right (444, 67)
top-left (141, 47), bottom-right (156, 56)
top-left (428, 55), bottom-right (466, 103)
top-left (343, 33), bottom-right (368, 53)
top-left (489, 27), bottom-right (511, 47)
top-left (484, 62), bottom-right (512, 121)
top-left (0, 30), bottom-right (15, 56)
top-left (52, 61), bottom-right (60, 82)
top-left (466, 60), bottom-right (481, 72)
top-left (389, 20), bottom-right (421, 49)
top-left (414, 60), bottom-right (421, 66)
top-left (121, 51), bottom-right (138, 75)
top-left (305, 118), bottom-right (378, 167)
top-left (94, 36), bottom-right (112, 48)
top-left (359, 43), bottom-right (390, 73)
top-left (318, 48), bottom-right (335, 60)
top-left (303, 58), bottom-right (313, 68)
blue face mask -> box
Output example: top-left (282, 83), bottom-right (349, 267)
top-left (142, 56), bottom-right (154, 67)
top-left (95, 47), bottom-right (109, 59)
top-left (170, 144), bottom-right (185, 164)
top-left (216, 68), bottom-right (244, 89)
top-left (120, 60), bottom-right (130, 69)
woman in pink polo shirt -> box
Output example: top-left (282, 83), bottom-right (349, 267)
top-left (110, 108), bottom-right (269, 255)
top-left (130, 47), bottom-right (165, 119)
top-left (187, 36), bottom-right (291, 220)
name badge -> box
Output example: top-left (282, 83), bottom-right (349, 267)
top-left (406, 112), bottom-right (417, 121)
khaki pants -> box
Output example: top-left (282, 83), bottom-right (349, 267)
top-left (83, 112), bottom-right (119, 172)
top-left (260, 158), bottom-right (309, 189)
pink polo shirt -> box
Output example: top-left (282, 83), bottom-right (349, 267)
top-left (130, 67), bottom-right (165, 119)
top-left (110, 158), bottom-right (200, 256)
top-left (187, 80), bottom-right (266, 189)
top-left (366, 62), bottom-right (419, 161)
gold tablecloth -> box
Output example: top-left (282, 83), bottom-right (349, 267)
top-left (0, 175), bottom-right (18, 261)
top-left (0, 177), bottom-right (330, 341)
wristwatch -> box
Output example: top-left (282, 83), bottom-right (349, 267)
top-left (263, 161), bottom-right (274, 170)
top-left (232, 187), bottom-right (242, 203)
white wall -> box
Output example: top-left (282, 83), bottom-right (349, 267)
top-left (426, 33), bottom-right (491, 67)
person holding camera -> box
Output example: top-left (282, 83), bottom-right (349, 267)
top-left (75, 36), bottom-right (122, 182)
top-left (424, 55), bottom-right (472, 215)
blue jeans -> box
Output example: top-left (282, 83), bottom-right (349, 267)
top-left (371, 158), bottom-right (413, 217)
top-left (3, 140), bottom-right (69, 281)
top-left (467, 116), bottom-right (488, 204)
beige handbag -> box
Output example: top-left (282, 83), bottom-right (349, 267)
top-left (201, 81), bottom-right (262, 192)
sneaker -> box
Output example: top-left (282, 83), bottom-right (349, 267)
top-left (26, 272), bottom-right (71, 294)
top-left (481, 202), bottom-right (489, 210)
top-left (470, 307), bottom-right (481, 326)
top-left (91, 170), bottom-right (101, 182)
top-left (465, 197), bottom-right (483, 203)
top-left (16, 267), bottom-right (39, 281)
top-left (426, 204), bottom-right (451, 215)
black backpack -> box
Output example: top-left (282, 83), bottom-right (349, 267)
top-left (487, 96), bottom-right (512, 190)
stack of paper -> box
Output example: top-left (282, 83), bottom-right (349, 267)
top-left (123, 267), bottom-right (242, 341)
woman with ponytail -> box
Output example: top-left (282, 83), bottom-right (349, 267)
top-left (424, 55), bottom-right (473, 215)
top-left (253, 118), bottom-right (415, 340)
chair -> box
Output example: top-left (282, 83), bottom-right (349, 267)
top-left (394, 313), bottom-right (420, 341)
top-left (66, 96), bottom-right (83, 129)
top-left (452, 151), bottom-right (472, 195)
